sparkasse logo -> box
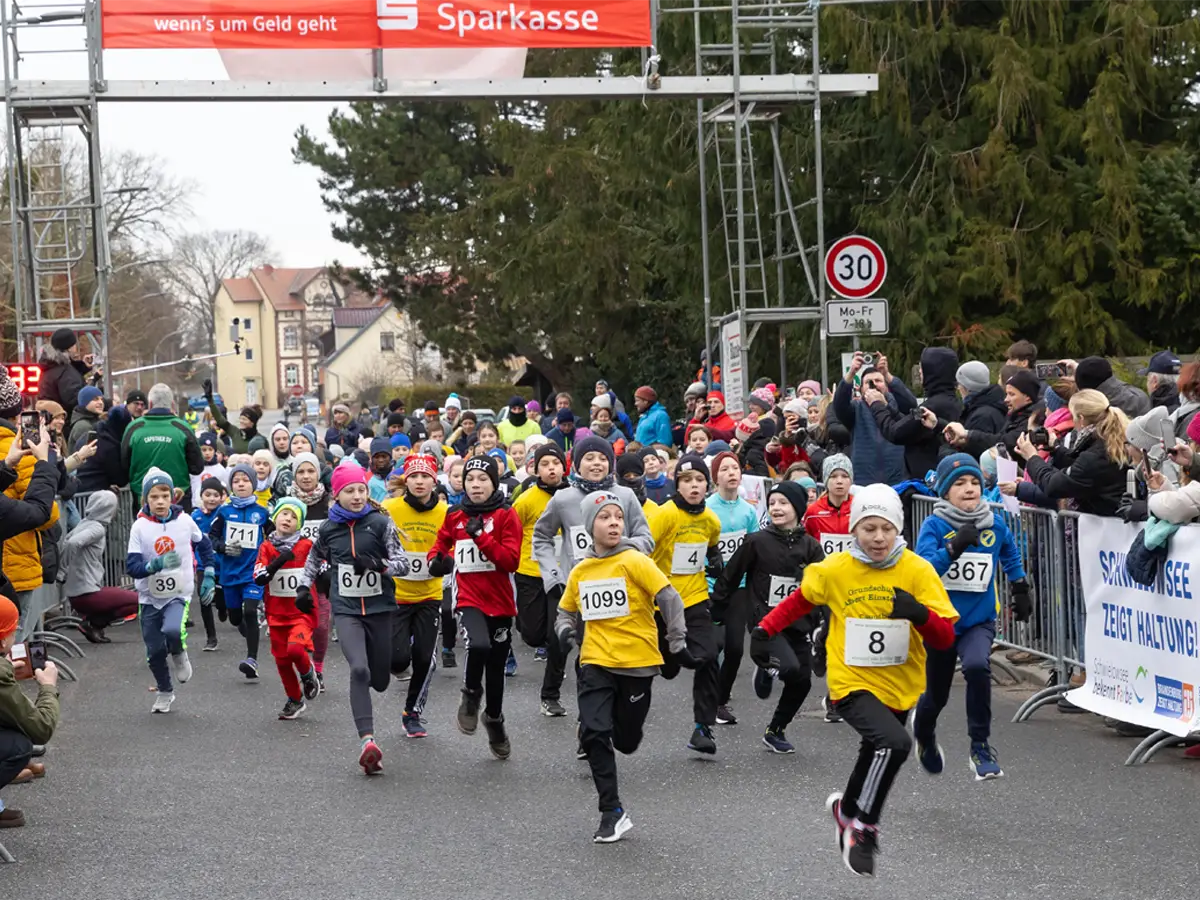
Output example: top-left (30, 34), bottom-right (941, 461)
top-left (377, 0), bottom-right (418, 31)
top-left (437, 2), bottom-right (601, 36)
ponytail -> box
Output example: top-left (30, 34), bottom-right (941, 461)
top-left (1068, 388), bottom-right (1130, 467)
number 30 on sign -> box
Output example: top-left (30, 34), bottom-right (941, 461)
top-left (824, 235), bottom-right (887, 300)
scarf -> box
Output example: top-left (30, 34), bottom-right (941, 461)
top-left (671, 493), bottom-right (707, 515)
top-left (269, 530), bottom-right (302, 551)
top-left (329, 501), bottom-right (372, 524)
top-left (645, 472), bottom-right (667, 489)
top-left (625, 477), bottom-right (647, 505)
top-left (289, 480), bottom-right (326, 506)
top-left (403, 491), bottom-right (440, 513)
top-left (850, 536), bottom-right (907, 569)
top-left (230, 493), bottom-right (258, 509)
top-left (536, 479), bottom-right (568, 495)
top-left (590, 419), bottom-right (613, 438)
top-left (932, 498), bottom-right (994, 531)
top-left (255, 476), bottom-right (271, 493)
top-left (568, 471), bottom-right (615, 495)
top-left (462, 489), bottom-right (506, 514)
top-left (508, 409), bottom-right (527, 427)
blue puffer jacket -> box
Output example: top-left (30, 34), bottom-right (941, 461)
top-left (831, 378), bottom-right (914, 486)
top-left (634, 402), bottom-right (673, 447)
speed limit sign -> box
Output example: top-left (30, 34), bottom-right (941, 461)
top-left (824, 235), bottom-right (887, 299)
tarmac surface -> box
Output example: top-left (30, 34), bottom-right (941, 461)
top-left (3, 623), bottom-right (1197, 899)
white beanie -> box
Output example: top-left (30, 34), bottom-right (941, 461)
top-left (591, 393), bottom-right (613, 411)
top-left (783, 397), bottom-right (808, 417)
top-left (525, 433), bottom-right (550, 450)
top-left (445, 394), bottom-right (462, 410)
top-left (849, 483), bottom-right (904, 532)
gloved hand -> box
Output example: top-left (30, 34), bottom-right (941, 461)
top-left (557, 626), bottom-right (576, 655)
top-left (948, 523), bottom-right (980, 558)
top-left (889, 587), bottom-right (930, 626)
top-left (224, 541), bottom-right (242, 557)
top-left (202, 378), bottom-right (214, 399)
top-left (671, 646), bottom-right (701, 670)
top-left (751, 624), bottom-right (770, 642)
top-left (1118, 498), bottom-right (1149, 523)
top-left (275, 548), bottom-right (295, 567)
top-left (465, 516), bottom-right (485, 538)
top-left (1011, 581), bottom-right (1034, 623)
top-left (353, 554), bottom-right (387, 575)
top-left (295, 585), bottom-right (314, 615)
top-left (214, 585), bottom-right (226, 620)
top-left (427, 553), bottom-right (453, 578)
top-left (147, 550), bottom-right (182, 574)
top-left (200, 567), bottom-right (216, 606)
top-left (749, 626), bottom-right (774, 669)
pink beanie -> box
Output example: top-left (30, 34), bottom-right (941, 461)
top-left (1188, 413), bottom-right (1200, 446)
top-left (798, 380), bottom-right (821, 396)
top-left (331, 463), bottom-right (369, 499)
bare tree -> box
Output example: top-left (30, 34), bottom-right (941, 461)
top-left (158, 229), bottom-right (273, 353)
top-left (102, 148), bottom-right (194, 251)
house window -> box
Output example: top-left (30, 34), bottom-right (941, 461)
top-left (242, 316), bottom-right (252, 332)
top-left (380, 331), bottom-right (396, 352)
top-left (310, 364), bottom-right (319, 386)
top-left (285, 364), bottom-right (300, 387)
top-left (245, 348), bottom-right (254, 361)
top-left (283, 326), bottom-right (298, 352)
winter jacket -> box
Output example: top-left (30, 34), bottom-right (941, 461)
top-left (832, 377), bottom-right (914, 486)
top-left (0, 458), bottom-right (58, 599)
top-left (1024, 431), bottom-right (1129, 516)
top-left (126, 505), bottom-right (214, 607)
top-left (497, 416), bottom-right (541, 448)
top-left (634, 402), bottom-right (673, 447)
top-left (63, 489), bottom-right (118, 598)
top-left (711, 524), bottom-right (823, 631)
top-left (547, 426), bottom-right (578, 455)
top-left (254, 538), bottom-right (317, 624)
top-left (963, 402), bottom-right (1039, 460)
top-left (37, 345), bottom-right (87, 426)
top-left (208, 397), bottom-right (267, 454)
top-left (0, 421), bottom-right (61, 593)
top-left (0, 658), bottom-right (59, 745)
top-left (1150, 383), bottom-right (1180, 414)
top-left (643, 475), bottom-right (674, 505)
top-left (301, 509), bottom-right (409, 616)
top-left (1095, 375), bottom-right (1151, 418)
top-left (76, 405), bottom-right (133, 492)
top-left (66, 405), bottom-right (102, 453)
top-left (704, 411), bottom-right (738, 443)
top-left (122, 409), bottom-right (204, 499)
top-left (208, 500), bottom-right (271, 586)
top-left (736, 419), bottom-right (774, 477)
top-left (802, 493), bottom-right (853, 554)
top-left (867, 398), bottom-right (946, 483)
top-left (766, 427), bottom-right (810, 472)
top-left (429, 501), bottom-right (521, 617)
top-left (1149, 478), bottom-right (1200, 525)
top-left (1171, 400), bottom-right (1200, 441)
top-left (960, 385), bottom-right (1008, 435)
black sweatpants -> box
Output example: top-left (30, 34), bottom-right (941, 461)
top-left (835, 691), bottom-right (913, 827)
top-left (516, 572), bottom-right (567, 702)
top-left (749, 618), bottom-right (813, 731)
top-left (458, 607), bottom-right (512, 718)
top-left (335, 611), bottom-right (394, 737)
top-left (226, 595), bottom-right (261, 660)
top-left (657, 601), bottom-right (719, 727)
top-left (392, 600), bottom-right (440, 716)
top-left (0, 728), bottom-right (32, 792)
top-left (440, 587), bottom-right (457, 651)
top-left (577, 664), bottom-right (654, 813)
top-left (714, 587), bottom-right (750, 705)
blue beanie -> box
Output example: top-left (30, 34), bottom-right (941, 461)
top-left (934, 453), bottom-right (984, 498)
top-left (141, 466), bottom-right (173, 495)
top-left (199, 431), bottom-right (218, 448)
top-left (390, 433), bottom-right (412, 449)
top-left (78, 385), bottom-right (103, 407)
top-left (370, 437), bottom-right (392, 456)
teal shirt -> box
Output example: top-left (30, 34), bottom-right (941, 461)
top-left (706, 492), bottom-right (760, 589)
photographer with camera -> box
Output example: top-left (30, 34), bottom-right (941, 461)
top-left (943, 369), bottom-right (1043, 460)
top-left (832, 350), bottom-right (915, 485)
top-left (863, 347), bottom-right (961, 481)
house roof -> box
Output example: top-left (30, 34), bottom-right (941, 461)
top-left (224, 277), bottom-right (262, 303)
top-left (321, 306), bottom-right (394, 370)
top-left (331, 305), bottom-right (387, 328)
top-left (218, 265), bottom-right (380, 312)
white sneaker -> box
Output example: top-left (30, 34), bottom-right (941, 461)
top-left (170, 652), bottom-right (192, 684)
top-left (151, 691), bottom-right (176, 713)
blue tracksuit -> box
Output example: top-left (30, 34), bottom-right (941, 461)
top-left (915, 513), bottom-right (1025, 633)
top-left (191, 507), bottom-right (220, 575)
top-left (208, 500), bottom-right (270, 611)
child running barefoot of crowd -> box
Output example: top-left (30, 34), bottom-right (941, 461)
top-left (299, 464), bottom-right (409, 774)
top-left (254, 498), bottom-right (321, 720)
top-left (209, 464), bottom-right (270, 679)
top-left (753, 484), bottom-right (958, 877)
top-left (126, 468), bottom-right (215, 713)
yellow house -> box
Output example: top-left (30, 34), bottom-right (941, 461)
top-left (211, 265), bottom-right (376, 408)
top-left (320, 304), bottom-right (444, 402)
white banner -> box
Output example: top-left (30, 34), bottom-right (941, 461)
top-left (1068, 514), bottom-right (1200, 737)
top-left (721, 320), bottom-right (745, 419)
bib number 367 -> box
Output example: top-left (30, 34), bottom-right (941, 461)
top-left (843, 618), bottom-right (910, 668)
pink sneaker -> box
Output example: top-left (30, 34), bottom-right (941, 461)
top-left (358, 737), bottom-right (383, 775)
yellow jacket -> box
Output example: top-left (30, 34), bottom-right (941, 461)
top-left (0, 423), bottom-right (60, 592)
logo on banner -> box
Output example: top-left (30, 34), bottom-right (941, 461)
top-left (1154, 676), bottom-right (1195, 720)
top-left (378, 0), bottom-right (418, 29)
top-left (1134, 665), bottom-right (1148, 703)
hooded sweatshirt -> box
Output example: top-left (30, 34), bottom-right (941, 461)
top-left (710, 522), bottom-right (824, 629)
top-left (960, 384), bottom-right (1008, 434)
top-left (64, 490), bottom-right (118, 599)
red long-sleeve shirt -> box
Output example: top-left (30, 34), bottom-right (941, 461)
top-left (429, 506), bottom-right (521, 617)
top-left (760, 586), bottom-right (956, 652)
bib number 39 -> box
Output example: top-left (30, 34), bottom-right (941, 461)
top-left (149, 572), bottom-right (180, 600)
top-left (338, 564), bottom-right (381, 598)
top-left (843, 618), bottom-right (910, 668)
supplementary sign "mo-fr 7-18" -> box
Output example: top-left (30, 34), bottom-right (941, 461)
top-left (825, 299), bottom-right (889, 337)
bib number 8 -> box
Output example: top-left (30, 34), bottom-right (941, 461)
top-left (868, 631), bottom-right (885, 654)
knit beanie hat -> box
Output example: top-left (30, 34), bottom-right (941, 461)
top-left (444, 394), bottom-right (462, 410)
top-left (635, 386), bottom-right (657, 404)
top-left (849, 483), bottom-right (904, 532)
top-left (0, 367), bottom-right (20, 419)
top-left (572, 435), bottom-right (615, 473)
top-left (591, 393), bottom-right (613, 411)
top-left (199, 431), bottom-right (219, 448)
top-left (1126, 406), bottom-right (1174, 453)
top-left (525, 399), bottom-right (541, 413)
top-left (934, 453), bottom-right (984, 499)
top-left (768, 480), bottom-right (808, 521)
top-left (708, 450), bottom-right (741, 482)
top-left (555, 408), bottom-right (575, 425)
top-left (387, 412), bottom-right (407, 429)
top-left (142, 466), bottom-right (174, 495)
top-left (292, 451), bottom-right (321, 475)
top-left (369, 437), bottom-right (392, 457)
top-left (0, 596), bottom-right (17, 640)
top-left (328, 444), bottom-right (345, 460)
top-left (822, 453), bottom-right (853, 483)
top-left (241, 405), bottom-right (263, 425)
top-left (200, 476), bottom-right (226, 495)
top-left (685, 382), bottom-right (708, 400)
top-left (507, 395), bottom-right (525, 410)
top-left (403, 454), bottom-right (438, 479)
top-left (675, 453), bottom-right (711, 486)
top-left (797, 379), bottom-right (821, 396)
top-left (748, 387), bottom-right (774, 412)
top-left (331, 462), bottom-right (368, 498)
top-left (1075, 356), bottom-right (1113, 391)
top-left (533, 443), bottom-right (566, 470)
top-left (956, 361), bottom-right (991, 394)
top-left (705, 440), bottom-right (732, 457)
top-left (464, 454), bottom-right (500, 491)
top-left (707, 391), bottom-right (725, 406)
top-left (1189, 413), bottom-right (1200, 446)
top-left (1005, 369), bottom-right (1042, 403)
top-left (252, 448), bottom-right (275, 468)
top-left (272, 497), bottom-right (307, 528)
top-left (782, 397), bottom-right (808, 417)
top-left (78, 385), bottom-right (103, 407)
top-left (50, 327), bottom-right (77, 351)
top-left (581, 490), bottom-right (623, 535)
top-left (228, 463), bottom-right (256, 490)
top-left (615, 453), bottom-right (644, 480)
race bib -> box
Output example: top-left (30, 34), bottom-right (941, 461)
top-left (843, 618), bottom-right (910, 668)
top-left (820, 533), bottom-right (854, 556)
top-left (298, 519), bottom-right (325, 541)
top-left (768, 575), bottom-right (798, 608)
top-left (578, 577), bottom-right (631, 622)
top-left (455, 539), bottom-right (496, 574)
top-left (717, 530), bottom-right (746, 563)
top-left (671, 542), bottom-right (707, 575)
top-left (401, 551), bottom-right (431, 582)
top-left (148, 570), bottom-right (182, 600)
top-left (270, 569), bottom-right (302, 598)
top-left (337, 564), bottom-right (381, 598)
top-left (568, 525), bottom-right (592, 560)
top-left (942, 552), bottom-right (994, 593)
top-left (225, 520), bottom-right (259, 548)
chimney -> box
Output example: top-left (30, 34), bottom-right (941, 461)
top-left (262, 264), bottom-right (274, 276)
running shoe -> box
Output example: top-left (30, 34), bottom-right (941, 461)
top-left (316, 671), bottom-right (326, 693)
top-left (916, 740), bottom-right (945, 775)
top-left (822, 695), bottom-right (843, 724)
top-left (396, 668), bottom-right (412, 683)
top-left (151, 691), bottom-right (175, 714)
top-left (457, 691), bottom-right (481, 735)
top-left (762, 728), bottom-right (794, 754)
top-left (441, 647), bottom-right (457, 668)
top-left (842, 824), bottom-right (879, 876)
top-left (170, 651), bottom-right (192, 684)
top-left (279, 698), bottom-right (307, 720)
top-left (505, 648), bottom-right (518, 677)
top-left (483, 712), bottom-right (511, 760)
top-left (826, 792), bottom-right (849, 851)
top-left (811, 620), bottom-right (828, 678)
top-left (403, 711), bottom-right (428, 738)
top-left (203, 637), bottom-right (219, 652)
top-left (753, 666), bottom-right (775, 700)
top-left (534, 646), bottom-right (548, 662)
top-left (358, 737), bottom-right (383, 775)
top-left (301, 670), bottom-right (320, 701)
top-left (716, 704), bottom-right (738, 725)
top-left (687, 723), bottom-right (717, 755)
top-left (238, 658), bottom-right (259, 679)
top-left (969, 742), bottom-right (1003, 780)
top-left (540, 698), bottom-right (566, 717)
top-left (593, 808), bottom-right (633, 844)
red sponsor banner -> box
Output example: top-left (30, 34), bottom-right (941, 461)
top-left (101, 0), bottom-right (651, 49)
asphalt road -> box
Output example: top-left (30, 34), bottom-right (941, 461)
top-left (4, 627), bottom-right (1197, 898)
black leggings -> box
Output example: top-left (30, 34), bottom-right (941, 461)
top-left (658, 602), bottom-right (719, 726)
top-left (835, 691), bottom-right (913, 827)
top-left (335, 611), bottom-right (394, 737)
top-left (516, 572), bottom-right (567, 702)
top-left (392, 601), bottom-right (440, 715)
top-left (441, 588), bottom-right (457, 651)
top-left (458, 607), bottom-right (512, 718)
top-left (714, 587), bottom-right (750, 705)
top-left (227, 600), bottom-right (261, 660)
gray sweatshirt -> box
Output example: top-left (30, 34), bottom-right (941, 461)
top-left (554, 539), bottom-right (687, 676)
top-left (64, 490), bottom-right (118, 599)
top-left (532, 482), bottom-right (653, 593)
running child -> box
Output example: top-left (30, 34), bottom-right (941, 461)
top-left (556, 491), bottom-right (694, 843)
top-left (191, 476), bottom-right (226, 650)
top-left (428, 456), bottom-right (521, 760)
top-left (209, 463), bottom-right (271, 679)
top-left (253, 497), bottom-right (320, 720)
top-left (913, 454), bottom-right (1031, 780)
top-left (250, 450), bottom-right (276, 506)
top-left (127, 468), bottom-right (216, 713)
top-left (298, 464), bottom-right (409, 774)
top-left (285, 451), bottom-right (332, 691)
top-left (753, 484), bottom-right (957, 877)
top-left (190, 432), bottom-right (228, 510)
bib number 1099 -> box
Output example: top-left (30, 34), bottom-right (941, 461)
top-left (578, 577), bottom-right (630, 622)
